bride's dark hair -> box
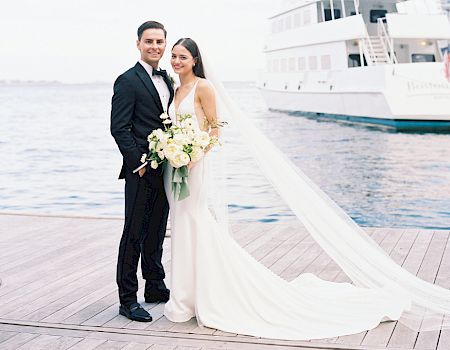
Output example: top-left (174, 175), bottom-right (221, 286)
top-left (173, 38), bottom-right (206, 78)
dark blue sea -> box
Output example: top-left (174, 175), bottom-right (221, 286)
top-left (1, 82), bottom-right (449, 229)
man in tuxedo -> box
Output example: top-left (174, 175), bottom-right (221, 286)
top-left (111, 21), bottom-right (174, 322)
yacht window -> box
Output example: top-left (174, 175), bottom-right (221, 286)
top-left (289, 57), bottom-right (296, 71)
top-left (281, 58), bottom-right (288, 72)
top-left (298, 57), bottom-right (306, 70)
top-left (370, 10), bottom-right (387, 23)
top-left (308, 56), bottom-right (318, 70)
top-left (285, 16), bottom-right (292, 30)
top-left (411, 54), bottom-right (435, 62)
top-left (348, 54), bottom-right (367, 67)
top-left (321, 55), bottom-right (331, 70)
top-left (303, 9), bottom-right (311, 25)
top-left (278, 18), bottom-right (284, 32)
top-left (294, 13), bottom-right (302, 27)
top-left (324, 9), bottom-right (341, 21)
top-left (274, 59), bottom-right (279, 72)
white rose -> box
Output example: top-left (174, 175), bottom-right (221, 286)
top-left (159, 133), bottom-right (169, 145)
top-left (140, 153), bottom-right (147, 163)
top-left (154, 129), bottom-right (164, 140)
top-left (190, 146), bottom-right (204, 162)
top-left (194, 131), bottom-right (211, 148)
top-left (164, 143), bottom-right (183, 161)
top-left (173, 133), bottom-right (189, 146)
top-left (149, 140), bottom-right (157, 151)
top-left (160, 112), bottom-right (169, 120)
top-left (150, 160), bottom-right (159, 169)
top-left (170, 152), bottom-right (190, 168)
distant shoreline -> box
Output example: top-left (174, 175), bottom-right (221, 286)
top-left (0, 80), bottom-right (255, 86)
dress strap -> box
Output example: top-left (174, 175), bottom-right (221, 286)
top-left (187, 79), bottom-right (201, 105)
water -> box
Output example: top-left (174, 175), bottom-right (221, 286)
top-left (1, 82), bottom-right (449, 229)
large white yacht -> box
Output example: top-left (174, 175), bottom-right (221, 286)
top-left (258, 0), bottom-right (450, 131)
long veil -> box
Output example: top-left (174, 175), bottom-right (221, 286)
top-left (201, 50), bottom-right (450, 332)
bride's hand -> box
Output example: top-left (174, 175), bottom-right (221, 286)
top-left (188, 161), bottom-right (196, 171)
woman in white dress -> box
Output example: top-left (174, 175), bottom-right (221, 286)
top-left (161, 37), bottom-right (412, 341)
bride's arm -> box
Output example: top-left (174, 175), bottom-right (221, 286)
top-left (197, 80), bottom-right (219, 153)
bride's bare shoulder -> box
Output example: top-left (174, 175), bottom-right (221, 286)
top-left (196, 78), bottom-right (215, 99)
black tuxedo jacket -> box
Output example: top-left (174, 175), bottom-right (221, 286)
top-left (111, 62), bottom-right (174, 179)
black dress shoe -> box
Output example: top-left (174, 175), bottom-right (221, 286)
top-left (145, 280), bottom-right (170, 303)
top-left (119, 302), bottom-right (152, 322)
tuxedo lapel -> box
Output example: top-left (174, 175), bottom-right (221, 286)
top-left (163, 75), bottom-right (175, 110)
top-left (135, 63), bottom-right (164, 113)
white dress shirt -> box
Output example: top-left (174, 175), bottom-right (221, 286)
top-left (133, 60), bottom-right (171, 173)
top-left (139, 59), bottom-right (170, 111)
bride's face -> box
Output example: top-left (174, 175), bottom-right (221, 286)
top-left (171, 45), bottom-right (195, 75)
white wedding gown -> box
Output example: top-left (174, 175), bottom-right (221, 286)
top-left (163, 80), bottom-right (411, 340)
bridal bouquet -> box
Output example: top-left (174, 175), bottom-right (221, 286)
top-left (145, 112), bottom-right (219, 201)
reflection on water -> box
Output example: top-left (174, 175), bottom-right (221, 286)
top-left (0, 82), bottom-right (449, 229)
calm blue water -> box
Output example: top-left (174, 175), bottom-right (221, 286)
top-left (1, 82), bottom-right (449, 229)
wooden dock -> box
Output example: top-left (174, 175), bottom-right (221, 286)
top-left (0, 213), bottom-right (449, 350)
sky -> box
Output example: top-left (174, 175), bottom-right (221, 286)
top-left (0, 0), bottom-right (279, 83)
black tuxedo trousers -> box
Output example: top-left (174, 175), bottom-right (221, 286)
top-left (117, 166), bottom-right (169, 306)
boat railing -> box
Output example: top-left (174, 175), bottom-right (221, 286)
top-left (360, 37), bottom-right (375, 66)
top-left (377, 18), bottom-right (398, 64)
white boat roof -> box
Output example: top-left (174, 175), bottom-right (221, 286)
top-left (272, 0), bottom-right (423, 18)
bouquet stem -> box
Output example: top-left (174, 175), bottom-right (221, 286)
top-left (171, 165), bottom-right (190, 201)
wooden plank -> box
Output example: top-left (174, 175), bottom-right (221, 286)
top-left (65, 338), bottom-right (107, 350)
top-left (259, 226), bottom-right (308, 270)
top-left (15, 334), bottom-right (82, 349)
top-left (413, 231), bottom-right (450, 350)
top-left (81, 303), bottom-right (121, 327)
top-left (62, 291), bottom-right (117, 325)
top-left (241, 224), bottom-right (285, 257)
top-left (146, 314), bottom-right (176, 332)
top-left (2, 264), bottom-right (113, 320)
top-left (250, 225), bottom-right (298, 262)
top-left (168, 318), bottom-right (199, 334)
top-left (0, 330), bottom-right (18, 344)
top-left (363, 229), bottom-right (432, 348)
top-left (121, 343), bottom-right (152, 350)
top-left (149, 345), bottom-right (176, 350)
top-left (0, 218), bottom-right (116, 273)
top-left (266, 230), bottom-right (312, 276)
top-left (94, 340), bottom-right (128, 349)
top-left (41, 283), bottom-right (118, 323)
top-left (0, 249), bottom-right (115, 310)
top-left (0, 333), bottom-right (40, 350)
top-left (389, 231), bottom-right (448, 349)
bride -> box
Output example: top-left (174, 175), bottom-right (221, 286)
top-left (162, 38), bottom-right (450, 340)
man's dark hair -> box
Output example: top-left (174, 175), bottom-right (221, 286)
top-left (137, 21), bottom-right (167, 40)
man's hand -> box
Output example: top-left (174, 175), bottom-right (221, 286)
top-left (138, 167), bottom-right (146, 177)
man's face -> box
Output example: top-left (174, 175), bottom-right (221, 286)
top-left (137, 28), bottom-right (166, 67)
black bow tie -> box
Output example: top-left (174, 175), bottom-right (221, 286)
top-left (152, 68), bottom-right (168, 78)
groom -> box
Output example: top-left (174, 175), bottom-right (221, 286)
top-left (111, 21), bottom-right (174, 322)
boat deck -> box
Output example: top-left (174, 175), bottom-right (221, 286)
top-left (1, 213), bottom-right (449, 350)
